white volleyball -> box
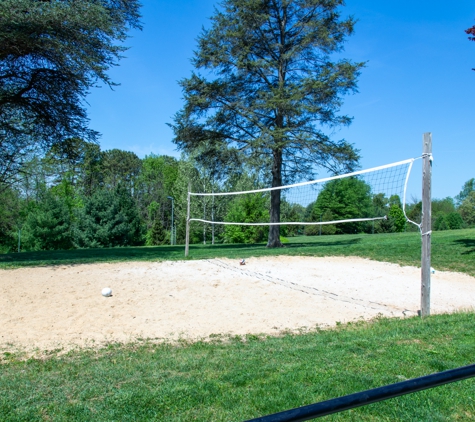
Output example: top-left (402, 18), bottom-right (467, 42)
top-left (101, 287), bottom-right (112, 297)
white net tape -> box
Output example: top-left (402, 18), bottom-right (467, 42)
top-left (189, 157), bottom-right (422, 230)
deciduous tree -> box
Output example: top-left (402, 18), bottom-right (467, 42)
top-left (455, 178), bottom-right (474, 206)
top-left (101, 149), bottom-right (142, 195)
top-left (0, 0), bottom-right (142, 185)
top-left (224, 193), bottom-right (270, 244)
top-left (459, 191), bottom-right (475, 227)
top-left (308, 177), bottom-right (372, 234)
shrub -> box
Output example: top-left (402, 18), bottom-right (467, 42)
top-left (224, 193), bottom-right (269, 243)
top-left (22, 191), bottom-right (74, 251)
top-left (74, 185), bottom-right (144, 248)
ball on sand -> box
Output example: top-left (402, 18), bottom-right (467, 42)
top-left (101, 287), bottom-right (112, 297)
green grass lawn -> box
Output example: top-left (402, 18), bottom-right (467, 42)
top-left (1, 228), bottom-right (474, 276)
top-left (1, 313), bottom-right (475, 421)
top-left (1, 229), bottom-right (474, 421)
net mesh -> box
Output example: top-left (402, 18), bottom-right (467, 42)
top-left (189, 158), bottom-right (417, 231)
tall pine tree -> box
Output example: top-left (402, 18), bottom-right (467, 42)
top-left (172, 0), bottom-right (363, 247)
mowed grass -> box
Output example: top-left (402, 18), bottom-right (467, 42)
top-left (1, 228), bottom-right (474, 276)
top-left (1, 313), bottom-right (475, 421)
top-left (1, 229), bottom-right (474, 421)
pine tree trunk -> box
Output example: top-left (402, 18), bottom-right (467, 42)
top-left (267, 148), bottom-right (284, 248)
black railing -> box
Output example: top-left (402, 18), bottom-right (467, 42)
top-left (245, 363), bottom-right (475, 422)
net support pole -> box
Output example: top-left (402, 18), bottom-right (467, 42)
top-left (421, 132), bottom-right (432, 317)
top-left (185, 182), bottom-right (191, 257)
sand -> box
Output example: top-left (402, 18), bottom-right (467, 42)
top-left (1, 256), bottom-right (474, 352)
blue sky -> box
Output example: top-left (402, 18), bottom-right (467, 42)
top-left (87, 0), bottom-right (475, 200)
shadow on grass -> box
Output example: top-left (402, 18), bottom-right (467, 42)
top-left (453, 238), bottom-right (475, 255)
top-left (189, 237), bottom-right (362, 250)
top-left (0, 237), bottom-right (363, 267)
top-left (285, 237), bottom-right (363, 248)
top-left (0, 245), bottom-right (186, 267)
top-left (186, 237), bottom-right (363, 259)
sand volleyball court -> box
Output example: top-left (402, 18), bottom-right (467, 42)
top-left (1, 256), bottom-right (474, 352)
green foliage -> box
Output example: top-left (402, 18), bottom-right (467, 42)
top-left (101, 149), bottom-right (142, 194)
top-left (79, 142), bottom-right (103, 196)
top-left (369, 194), bottom-right (389, 233)
top-left (280, 201), bottom-right (305, 237)
top-left (446, 212), bottom-right (465, 230)
top-left (434, 212), bottom-right (465, 231)
top-left (372, 193), bottom-right (388, 216)
top-left (434, 215), bottom-right (448, 231)
top-left (389, 194), bottom-right (402, 207)
top-left (22, 189), bottom-right (74, 251)
top-left (171, 157), bottom-right (202, 244)
top-left (141, 155), bottom-right (179, 195)
top-left (0, 0), bottom-right (142, 186)
top-left (309, 178), bottom-right (372, 234)
top-left (0, 185), bottom-right (22, 250)
top-left (320, 210), bottom-right (337, 235)
top-left (74, 185), bottom-right (144, 248)
top-left (455, 178), bottom-right (474, 206)
top-left (303, 225), bottom-right (320, 236)
top-left (432, 197), bottom-right (456, 215)
top-left (388, 204), bottom-right (406, 232)
top-left (370, 194), bottom-right (406, 234)
top-left (405, 201), bottom-right (422, 231)
top-left (145, 219), bottom-right (169, 246)
top-left (44, 138), bottom-right (94, 188)
top-left (145, 201), bottom-right (170, 246)
top-left (304, 209), bottom-right (337, 236)
top-left (224, 194), bottom-right (269, 243)
top-left (172, 0), bottom-right (363, 246)
top-left (303, 224), bottom-right (319, 236)
top-left (459, 191), bottom-right (475, 226)
top-left (138, 154), bottom-right (179, 239)
top-left (50, 178), bottom-right (82, 216)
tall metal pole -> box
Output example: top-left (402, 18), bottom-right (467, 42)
top-left (421, 132), bottom-right (432, 317)
top-left (185, 182), bottom-right (191, 257)
top-left (167, 196), bottom-right (174, 246)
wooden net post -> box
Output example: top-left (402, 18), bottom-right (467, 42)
top-left (421, 132), bottom-right (432, 317)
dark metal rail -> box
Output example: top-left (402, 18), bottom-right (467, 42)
top-left (245, 363), bottom-right (475, 422)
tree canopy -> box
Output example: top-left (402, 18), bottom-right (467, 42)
top-left (0, 0), bottom-right (142, 186)
top-left (459, 191), bottom-right (475, 226)
top-left (308, 177), bottom-right (372, 234)
top-left (0, 146), bottom-right (472, 253)
top-left (172, 0), bottom-right (363, 247)
top-left (455, 178), bottom-right (474, 206)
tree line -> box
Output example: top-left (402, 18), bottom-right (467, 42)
top-left (2, 1), bottom-right (474, 254)
top-left (0, 142), bottom-right (473, 252)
